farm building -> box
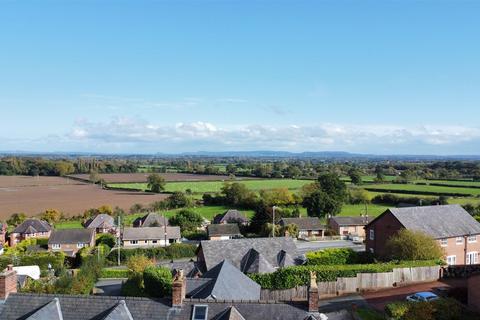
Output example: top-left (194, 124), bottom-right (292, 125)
top-left (366, 204), bottom-right (480, 265)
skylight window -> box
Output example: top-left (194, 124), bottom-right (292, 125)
top-left (192, 305), bottom-right (208, 320)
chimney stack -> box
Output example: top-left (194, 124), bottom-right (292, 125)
top-left (307, 271), bottom-right (318, 313)
top-left (0, 264), bottom-right (17, 299)
top-left (172, 269), bottom-right (186, 307)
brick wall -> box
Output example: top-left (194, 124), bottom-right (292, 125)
top-left (365, 211), bottom-right (403, 257)
top-left (0, 266), bottom-right (17, 299)
top-left (468, 274), bottom-right (480, 312)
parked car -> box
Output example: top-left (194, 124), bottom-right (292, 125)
top-left (406, 292), bottom-right (439, 302)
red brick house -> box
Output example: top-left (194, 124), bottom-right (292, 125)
top-left (9, 219), bottom-right (52, 247)
top-left (365, 205), bottom-right (480, 265)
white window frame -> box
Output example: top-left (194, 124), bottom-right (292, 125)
top-left (369, 229), bottom-right (374, 241)
top-left (130, 240), bottom-right (138, 245)
top-left (466, 251), bottom-right (479, 265)
top-left (192, 305), bottom-right (208, 320)
top-left (52, 243), bottom-right (61, 249)
top-left (77, 243), bottom-right (85, 249)
top-left (440, 238), bottom-right (448, 247)
top-left (446, 255), bottom-right (456, 266)
top-left (456, 237), bottom-right (463, 245)
top-left (468, 235), bottom-right (477, 243)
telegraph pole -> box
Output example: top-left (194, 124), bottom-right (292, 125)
top-left (272, 206), bottom-right (277, 238)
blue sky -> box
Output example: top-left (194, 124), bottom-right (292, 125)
top-left (1, 0), bottom-right (479, 154)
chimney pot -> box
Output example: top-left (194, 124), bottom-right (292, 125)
top-left (172, 269), bottom-right (186, 307)
top-left (308, 271), bottom-right (319, 313)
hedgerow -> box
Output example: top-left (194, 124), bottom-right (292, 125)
top-left (105, 243), bottom-right (196, 265)
top-left (100, 268), bottom-right (129, 278)
top-left (249, 260), bottom-right (441, 289)
top-left (306, 248), bottom-right (374, 265)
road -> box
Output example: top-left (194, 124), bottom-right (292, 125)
top-left (296, 240), bottom-right (365, 255)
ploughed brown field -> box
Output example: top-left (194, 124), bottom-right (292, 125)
top-left (0, 176), bottom-right (168, 219)
top-left (68, 172), bottom-right (252, 183)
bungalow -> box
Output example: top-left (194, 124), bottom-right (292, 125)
top-left (83, 214), bottom-right (116, 234)
top-left (365, 204), bottom-right (480, 265)
top-left (133, 212), bottom-right (169, 227)
top-left (207, 223), bottom-right (242, 240)
top-left (48, 229), bottom-right (96, 257)
top-left (122, 227), bottom-right (181, 248)
top-left (9, 219), bottom-right (51, 247)
top-left (212, 209), bottom-right (249, 225)
top-left (278, 217), bottom-right (325, 239)
top-left (328, 216), bottom-right (368, 238)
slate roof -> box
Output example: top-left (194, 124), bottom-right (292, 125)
top-left (207, 224), bottom-right (242, 237)
top-left (122, 226), bottom-right (181, 241)
top-left (330, 216), bottom-right (369, 226)
top-left (48, 229), bottom-right (95, 245)
top-left (186, 260), bottom-right (261, 300)
top-left (12, 219), bottom-right (51, 234)
top-left (213, 210), bottom-right (249, 224)
top-left (279, 217), bottom-right (324, 231)
top-left (198, 237), bottom-right (299, 272)
top-left (84, 214), bottom-right (115, 229)
top-left (133, 213), bottom-right (169, 227)
top-left (0, 293), bottom-right (323, 320)
top-left (380, 204), bottom-right (480, 239)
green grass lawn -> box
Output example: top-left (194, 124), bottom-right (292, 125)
top-left (109, 179), bottom-right (312, 194)
top-left (415, 179), bottom-right (480, 188)
top-left (54, 220), bottom-right (83, 229)
top-left (341, 175), bottom-right (397, 183)
top-left (365, 183), bottom-right (480, 196)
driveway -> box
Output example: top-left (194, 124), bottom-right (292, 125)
top-left (95, 279), bottom-right (125, 296)
top-left (296, 240), bottom-right (365, 254)
top-left (362, 279), bottom-right (467, 312)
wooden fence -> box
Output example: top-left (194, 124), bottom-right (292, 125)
top-left (260, 265), bottom-right (441, 301)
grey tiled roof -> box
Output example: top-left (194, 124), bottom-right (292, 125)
top-left (279, 217), bottom-right (324, 231)
top-left (122, 226), bottom-right (180, 241)
top-left (48, 229), bottom-right (95, 245)
top-left (25, 297), bottom-right (63, 320)
top-left (207, 224), bottom-right (242, 237)
top-left (386, 204), bottom-right (480, 239)
top-left (103, 300), bottom-right (134, 320)
top-left (187, 260), bottom-right (261, 300)
top-left (330, 216), bottom-right (369, 226)
top-left (84, 214), bottom-right (115, 229)
top-left (213, 210), bottom-right (249, 224)
top-left (12, 219), bottom-right (51, 234)
top-left (215, 306), bottom-right (246, 320)
top-left (133, 213), bottom-right (169, 227)
top-left (198, 237), bottom-right (299, 272)
top-left (0, 294), bottom-right (324, 320)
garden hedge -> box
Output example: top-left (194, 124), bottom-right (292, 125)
top-left (105, 243), bottom-right (196, 265)
top-left (100, 268), bottom-right (129, 278)
top-left (0, 252), bottom-right (65, 272)
top-left (249, 260), bottom-right (441, 289)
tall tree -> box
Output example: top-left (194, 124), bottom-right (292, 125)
top-left (147, 173), bottom-right (166, 193)
top-left (302, 173), bottom-right (347, 218)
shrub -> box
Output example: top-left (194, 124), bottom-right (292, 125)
top-left (385, 301), bottom-right (410, 319)
top-left (105, 244), bottom-right (197, 265)
top-left (100, 268), bottom-right (129, 278)
top-left (0, 252), bottom-right (65, 272)
top-left (306, 248), bottom-right (374, 265)
top-left (404, 301), bottom-right (435, 320)
top-left (249, 260), bottom-right (440, 289)
top-left (96, 233), bottom-right (116, 248)
top-left (121, 273), bottom-right (145, 296)
top-left (143, 266), bottom-right (172, 297)
top-left (385, 229), bottom-right (444, 261)
top-left (182, 230), bottom-right (207, 240)
top-left (126, 255), bottom-right (153, 274)
top-left (169, 209), bottom-right (203, 232)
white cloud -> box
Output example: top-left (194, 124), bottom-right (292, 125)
top-left (61, 117), bottom-right (480, 154)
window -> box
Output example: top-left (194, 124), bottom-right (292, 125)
top-left (467, 252), bottom-right (478, 265)
top-left (152, 240), bottom-right (157, 244)
top-left (77, 243), bottom-right (85, 249)
top-left (468, 235), bottom-right (477, 243)
top-left (446, 255), bottom-right (456, 266)
top-left (192, 305), bottom-right (208, 320)
top-left (440, 238), bottom-right (448, 247)
top-left (369, 229), bottom-right (374, 241)
top-left (144, 240), bottom-right (148, 244)
top-left (130, 240), bottom-right (138, 244)
top-left (52, 244), bottom-right (60, 249)
top-left (456, 237), bottom-right (463, 245)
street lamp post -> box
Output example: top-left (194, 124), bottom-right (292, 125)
top-left (272, 206), bottom-right (278, 238)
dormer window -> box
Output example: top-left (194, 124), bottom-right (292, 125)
top-left (192, 305), bottom-right (208, 320)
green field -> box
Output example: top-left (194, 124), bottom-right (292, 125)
top-left (341, 175), bottom-right (397, 183)
top-left (108, 179), bottom-right (312, 194)
top-left (365, 183), bottom-right (480, 196)
top-left (54, 220), bottom-right (83, 229)
top-left (415, 179), bottom-right (480, 188)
